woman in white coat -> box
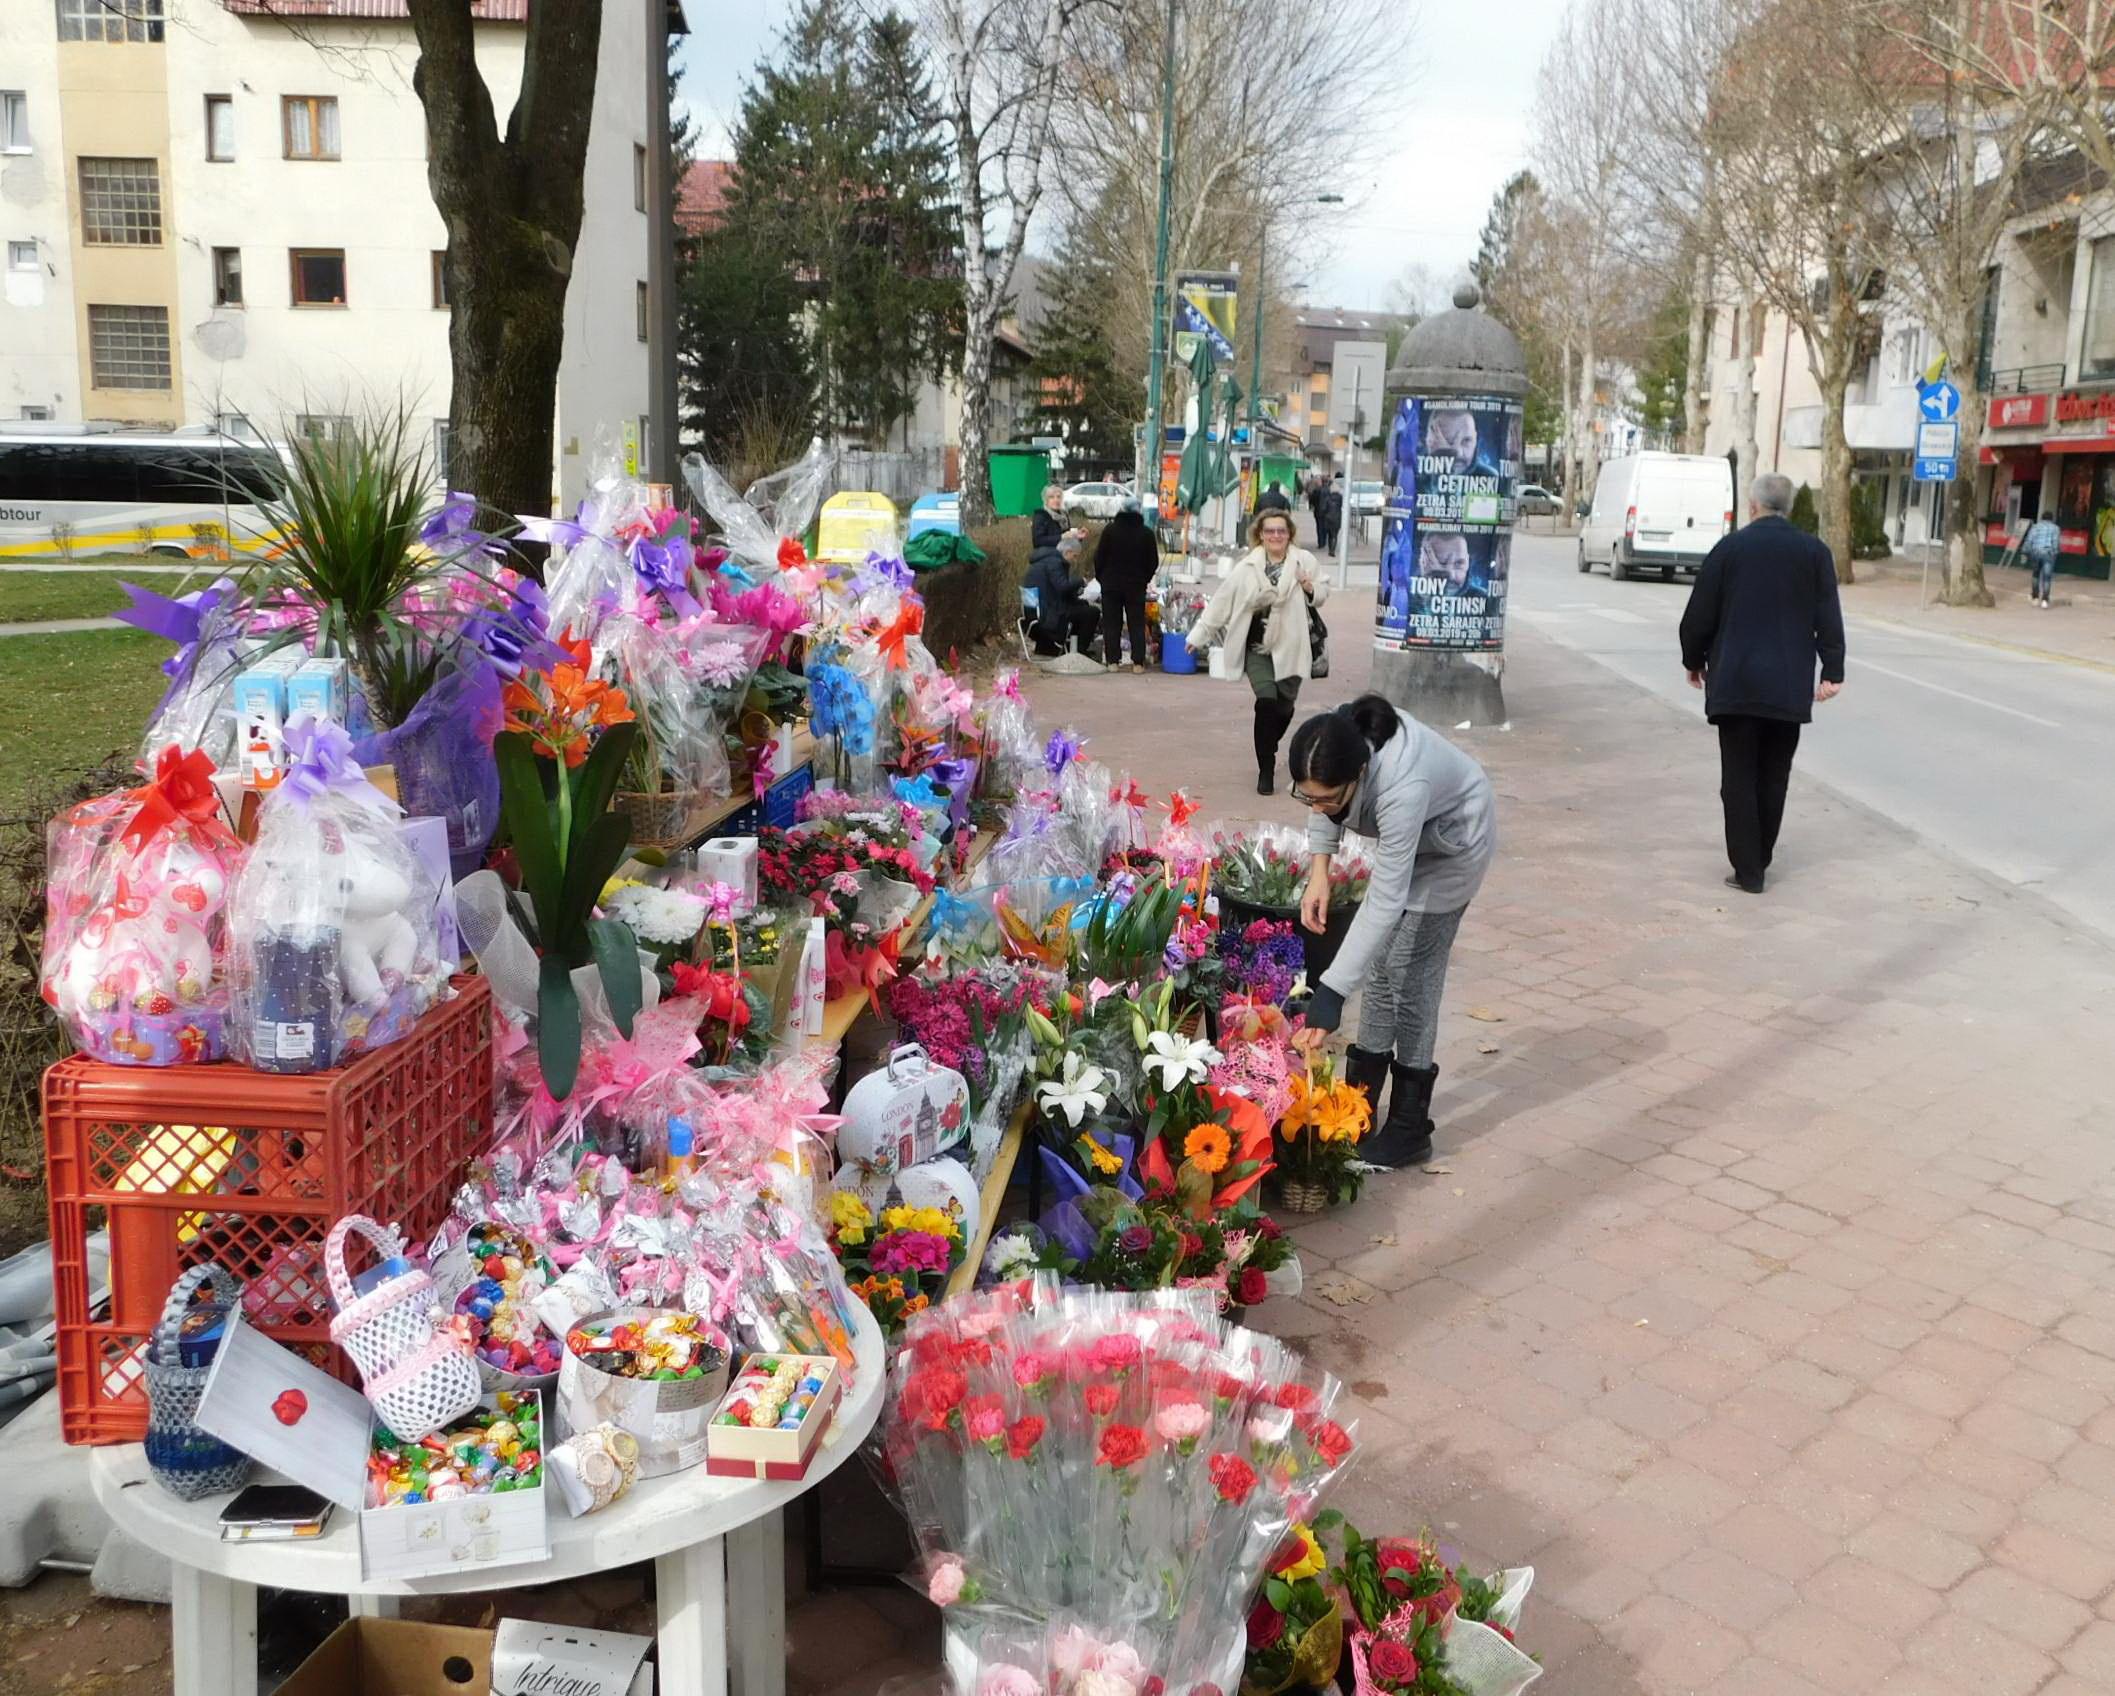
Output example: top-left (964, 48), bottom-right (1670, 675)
top-left (1183, 509), bottom-right (1331, 794)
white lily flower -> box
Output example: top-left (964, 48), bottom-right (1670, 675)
top-left (1143, 1029), bottom-right (1221, 1092)
top-left (1036, 1051), bottom-right (1110, 1128)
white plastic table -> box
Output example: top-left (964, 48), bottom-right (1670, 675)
top-left (91, 1302), bottom-right (885, 1696)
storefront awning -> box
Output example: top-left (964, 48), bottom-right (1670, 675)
top-left (2041, 434), bottom-right (2115, 454)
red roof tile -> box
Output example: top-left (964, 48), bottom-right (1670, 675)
top-left (678, 160), bottom-right (733, 235)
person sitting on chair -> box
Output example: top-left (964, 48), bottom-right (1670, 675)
top-left (1024, 532), bottom-right (1101, 657)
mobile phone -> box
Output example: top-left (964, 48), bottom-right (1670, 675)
top-left (218, 1484), bottom-right (334, 1539)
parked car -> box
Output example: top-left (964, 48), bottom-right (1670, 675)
top-left (1577, 452), bottom-right (1734, 581)
top-left (1063, 480), bottom-right (1135, 519)
top-left (1348, 478), bottom-right (1386, 517)
top-left (1516, 483), bottom-right (1560, 517)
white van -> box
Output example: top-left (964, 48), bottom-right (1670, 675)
top-left (0, 424), bottom-right (285, 562)
top-left (1578, 452), bottom-right (1735, 581)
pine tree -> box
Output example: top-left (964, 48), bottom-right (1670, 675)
top-left (1027, 225), bottom-right (1141, 477)
top-left (676, 229), bottom-right (814, 464)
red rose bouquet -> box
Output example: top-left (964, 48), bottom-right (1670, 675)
top-left (1331, 1520), bottom-right (1541, 1696)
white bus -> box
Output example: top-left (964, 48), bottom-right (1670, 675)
top-left (0, 425), bottom-right (286, 563)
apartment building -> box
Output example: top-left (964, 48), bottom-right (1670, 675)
top-left (0, 0), bottom-right (683, 511)
top-left (1276, 306), bottom-right (1410, 470)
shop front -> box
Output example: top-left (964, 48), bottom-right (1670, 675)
top-left (1978, 386), bottom-right (2115, 580)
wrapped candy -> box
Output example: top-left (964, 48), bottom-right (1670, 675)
top-left (227, 717), bottom-right (448, 1073)
top-left (366, 1390), bottom-right (544, 1507)
top-left (443, 1224), bottom-right (562, 1386)
top-left (42, 744), bottom-right (245, 1065)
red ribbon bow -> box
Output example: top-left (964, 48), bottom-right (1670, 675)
top-left (876, 601), bottom-right (925, 669)
top-left (777, 536), bottom-right (809, 571)
top-left (120, 745), bottom-right (225, 856)
top-left (1167, 790), bottom-right (1200, 830)
top-left (1110, 780), bottom-right (1146, 810)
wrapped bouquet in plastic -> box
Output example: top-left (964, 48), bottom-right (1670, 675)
top-left (882, 1285), bottom-right (1360, 1694)
top-left (42, 745), bottom-right (246, 1065)
top-left (227, 717), bottom-right (449, 1072)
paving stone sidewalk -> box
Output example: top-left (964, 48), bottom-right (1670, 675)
top-left (997, 613), bottom-right (2115, 1695)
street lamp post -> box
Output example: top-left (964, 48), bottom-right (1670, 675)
top-left (1242, 194), bottom-right (1342, 494)
top-left (1140, 0), bottom-right (1179, 511)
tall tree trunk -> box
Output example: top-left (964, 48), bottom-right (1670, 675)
top-left (1579, 326), bottom-right (1601, 512)
top-left (1943, 307), bottom-right (1993, 606)
top-left (1818, 355), bottom-right (1856, 586)
top-left (1734, 347), bottom-right (1760, 525)
top-left (957, 330), bottom-right (994, 525)
top-left (1681, 209), bottom-right (1716, 454)
top-left (408, 0), bottom-right (604, 522)
top-left (1558, 333), bottom-right (1576, 510)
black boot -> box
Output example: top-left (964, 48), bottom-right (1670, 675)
top-left (1364, 1062), bottom-right (1436, 1169)
top-left (1342, 1045), bottom-right (1390, 1120)
top-left (1254, 698), bottom-right (1293, 794)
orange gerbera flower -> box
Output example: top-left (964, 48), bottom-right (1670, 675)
top-left (1182, 1123), bottom-right (1231, 1175)
top-left (502, 633), bottom-right (635, 766)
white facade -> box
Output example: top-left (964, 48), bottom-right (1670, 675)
top-left (0, 0), bottom-right (667, 513)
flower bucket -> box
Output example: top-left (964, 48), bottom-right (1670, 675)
top-left (1215, 888), bottom-right (1359, 985)
top-left (1277, 1174), bottom-right (1332, 1214)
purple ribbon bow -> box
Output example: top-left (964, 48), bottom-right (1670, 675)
top-left (629, 533), bottom-right (700, 616)
top-left (281, 714), bottom-right (392, 811)
top-left (113, 577), bottom-right (236, 710)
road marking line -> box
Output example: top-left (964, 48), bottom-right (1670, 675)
top-left (1855, 615), bottom-right (2115, 680)
top-left (1592, 608), bottom-right (1653, 625)
top-left (1855, 659), bottom-right (2061, 727)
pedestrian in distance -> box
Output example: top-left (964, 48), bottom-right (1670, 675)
top-left (1031, 483), bottom-right (1078, 555)
top-left (1024, 531), bottom-right (1100, 659)
top-left (2022, 513), bottom-right (2061, 608)
top-left (1306, 476), bottom-right (1327, 541)
top-left (1094, 497), bottom-right (1159, 673)
top-left (1317, 478), bottom-right (1344, 556)
top-left (1287, 695), bottom-right (1496, 1168)
top-left (1255, 480), bottom-right (1293, 519)
top-left (1678, 471), bottom-right (1847, 895)
top-left (1184, 508), bottom-right (1331, 794)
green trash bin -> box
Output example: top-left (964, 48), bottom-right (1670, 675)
top-left (987, 445), bottom-right (1053, 518)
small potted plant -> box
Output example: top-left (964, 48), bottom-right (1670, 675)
top-left (1276, 1043), bottom-right (1372, 1213)
top-left (1213, 825), bottom-right (1370, 982)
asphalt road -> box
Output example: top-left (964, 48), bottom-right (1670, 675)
top-left (1505, 528), bottom-right (2115, 942)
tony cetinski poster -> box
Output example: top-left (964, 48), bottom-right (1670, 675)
top-left (1376, 394), bottom-right (1524, 652)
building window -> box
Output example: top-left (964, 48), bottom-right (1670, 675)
top-left (7, 241), bottom-right (36, 272)
top-left (282, 95), bottom-right (341, 161)
top-left (290, 248), bottom-right (346, 307)
top-left (2085, 238), bottom-right (2115, 380)
top-left (295, 414), bottom-right (350, 444)
top-left (87, 303), bottom-right (172, 391)
top-left (204, 94), bottom-right (233, 161)
top-left (1, 92), bottom-right (28, 154)
top-left (633, 143), bottom-right (647, 212)
top-left (78, 157), bottom-right (162, 246)
top-left (434, 420), bottom-right (452, 484)
top-left (212, 247), bottom-right (242, 307)
top-left (1882, 325), bottom-right (1923, 387)
top-left (57, 0), bottom-right (165, 43)
top-left (21, 405), bottom-right (53, 421)
top-left (636, 280), bottom-right (649, 342)
top-left (431, 250), bottom-right (448, 309)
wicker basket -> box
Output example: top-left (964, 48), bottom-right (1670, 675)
top-left (326, 1214), bottom-right (481, 1440)
top-left (1277, 1174), bottom-right (1332, 1214)
top-left (144, 1263), bottom-right (254, 1501)
top-left (614, 787), bottom-right (719, 852)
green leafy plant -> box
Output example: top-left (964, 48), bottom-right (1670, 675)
top-left (1072, 871), bottom-right (1184, 983)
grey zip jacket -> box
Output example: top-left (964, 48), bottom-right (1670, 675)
top-left (1307, 708), bottom-right (1496, 997)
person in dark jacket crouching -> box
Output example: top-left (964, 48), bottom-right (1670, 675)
top-left (1678, 472), bottom-right (1848, 895)
top-left (1024, 532), bottom-right (1100, 658)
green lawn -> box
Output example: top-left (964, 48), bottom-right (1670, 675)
top-left (0, 571), bottom-right (154, 625)
top-left (0, 628), bottom-right (169, 814)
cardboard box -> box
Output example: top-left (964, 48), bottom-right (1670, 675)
top-left (288, 656), bottom-right (350, 726)
top-left (194, 1314), bottom-right (550, 1583)
top-left (704, 1352), bottom-right (841, 1482)
top-left (277, 1619), bottom-right (494, 1696)
top-left (492, 1621), bottom-right (653, 1696)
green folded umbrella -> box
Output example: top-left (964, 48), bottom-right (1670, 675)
top-left (903, 528), bottom-right (989, 572)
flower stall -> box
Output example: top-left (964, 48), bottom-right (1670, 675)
top-left (34, 420), bottom-right (1535, 1696)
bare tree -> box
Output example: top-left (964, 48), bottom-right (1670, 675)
top-left (1532, 0), bottom-right (1651, 515)
top-left (926, 0), bottom-right (1094, 527)
top-left (1858, 0), bottom-right (2101, 603)
top-left (404, 0), bottom-right (604, 521)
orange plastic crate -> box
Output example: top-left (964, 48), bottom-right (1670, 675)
top-left (44, 976), bottom-right (492, 1445)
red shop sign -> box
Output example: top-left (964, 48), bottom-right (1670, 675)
top-left (2053, 388), bottom-right (2115, 425)
top-left (1987, 391), bottom-right (2051, 429)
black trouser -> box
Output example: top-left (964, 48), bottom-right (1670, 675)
top-left (1246, 646), bottom-right (1301, 777)
top-left (1717, 715), bottom-right (1802, 887)
top-left (1033, 602), bottom-right (1100, 656)
top-left (1101, 584), bottom-right (1149, 666)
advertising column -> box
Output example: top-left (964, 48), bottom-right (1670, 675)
top-left (1375, 394), bottom-right (1524, 652)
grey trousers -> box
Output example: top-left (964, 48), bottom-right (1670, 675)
top-left (1355, 904), bottom-right (1468, 1068)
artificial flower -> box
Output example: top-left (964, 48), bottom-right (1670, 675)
top-left (1143, 1029), bottom-right (1221, 1092)
top-left (1182, 1122), bottom-right (1231, 1174)
top-left (1037, 1051), bottom-right (1110, 1128)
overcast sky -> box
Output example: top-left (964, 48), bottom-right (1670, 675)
top-left (675, 0), bottom-right (1569, 312)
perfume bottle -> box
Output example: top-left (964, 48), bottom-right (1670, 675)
top-left (250, 925), bottom-right (339, 1074)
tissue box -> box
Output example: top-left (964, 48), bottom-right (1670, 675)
top-left (694, 837), bottom-right (758, 912)
top-left (287, 656), bottom-right (349, 726)
top-left (194, 1314), bottom-right (549, 1583)
top-left (493, 1621), bottom-right (653, 1696)
top-left (705, 1352), bottom-right (841, 1481)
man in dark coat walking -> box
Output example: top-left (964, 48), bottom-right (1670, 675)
top-left (1678, 472), bottom-right (1847, 894)
top-left (1094, 499), bottom-right (1160, 670)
